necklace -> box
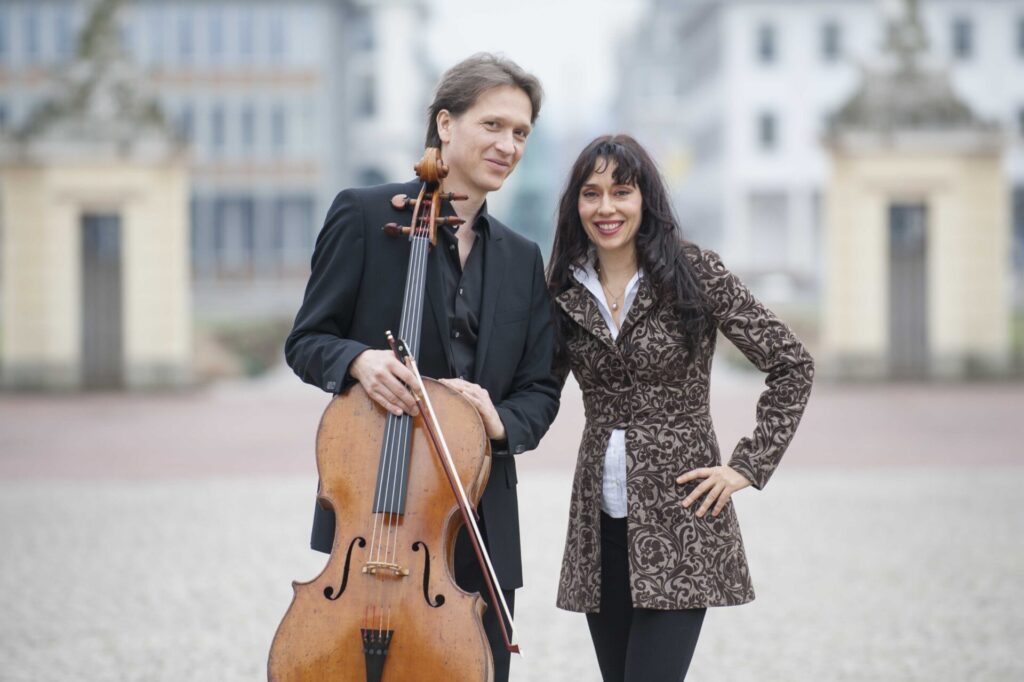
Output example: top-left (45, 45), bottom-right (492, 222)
top-left (600, 280), bottom-right (623, 311)
top-left (595, 264), bottom-right (629, 312)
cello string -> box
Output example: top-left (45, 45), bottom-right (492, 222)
top-left (371, 201), bottom-right (424, 632)
top-left (378, 202), bottom-right (430, 634)
top-left (382, 214), bottom-right (426, 567)
top-left (372, 214), bottom-right (421, 564)
top-left (394, 207), bottom-right (431, 615)
top-left (370, 226), bottom-right (417, 566)
top-left (373, 182), bottom-right (440, 634)
top-left (375, 198), bottom-right (426, 562)
top-left (389, 192), bottom-right (434, 585)
top-left (393, 222), bottom-right (430, 562)
top-left (388, 200), bottom-right (429, 576)
top-left (380, 237), bottom-right (421, 632)
top-left (369, 412), bottom-right (394, 559)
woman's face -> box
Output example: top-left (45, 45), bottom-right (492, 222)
top-left (577, 159), bottom-right (643, 258)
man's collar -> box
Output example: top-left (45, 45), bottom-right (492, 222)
top-left (474, 201), bottom-right (492, 236)
top-left (403, 178), bottom-right (492, 238)
top-left (440, 195), bottom-right (491, 238)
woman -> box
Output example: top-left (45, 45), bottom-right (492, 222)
top-left (548, 135), bottom-right (814, 681)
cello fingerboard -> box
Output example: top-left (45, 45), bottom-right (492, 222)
top-left (373, 228), bottom-right (430, 515)
top-left (372, 412), bottom-right (414, 514)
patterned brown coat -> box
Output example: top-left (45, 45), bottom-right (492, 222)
top-left (554, 247), bottom-right (814, 612)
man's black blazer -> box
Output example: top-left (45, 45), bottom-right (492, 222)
top-left (285, 180), bottom-right (560, 589)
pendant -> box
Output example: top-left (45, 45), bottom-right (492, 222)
top-left (611, 302), bottom-right (619, 311)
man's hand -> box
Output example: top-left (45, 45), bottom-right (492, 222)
top-left (349, 350), bottom-right (419, 417)
top-left (676, 465), bottom-right (751, 518)
top-left (439, 378), bottom-right (506, 441)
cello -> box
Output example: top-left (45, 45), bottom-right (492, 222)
top-left (268, 149), bottom-right (519, 681)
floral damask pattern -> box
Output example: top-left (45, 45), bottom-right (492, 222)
top-left (554, 247), bottom-right (814, 612)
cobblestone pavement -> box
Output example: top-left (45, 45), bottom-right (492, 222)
top-left (1, 369), bottom-right (1023, 681)
top-left (1, 469), bottom-right (1022, 681)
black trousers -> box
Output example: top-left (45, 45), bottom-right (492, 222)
top-left (585, 513), bottom-right (706, 682)
top-left (454, 513), bottom-right (516, 682)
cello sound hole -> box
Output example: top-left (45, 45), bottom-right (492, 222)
top-left (411, 541), bottom-right (445, 608)
top-left (324, 536), bottom-right (366, 600)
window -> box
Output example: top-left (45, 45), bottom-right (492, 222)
top-left (821, 20), bottom-right (841, 62)
top-left (277, 196), bottom-right (315, 271)
top-left (757, 23), bottom-right (776, 63)
top-left (120, 23), bottom-right (132, 57)
top-left (758, 112), bottom-right (777, 151)
top-left (241, 104), bottom-right (256, 151)
top-left (178, 11), bottom-right (194, 63)
top-left (357, 73), bottom-right (376, 118)
top-left (209, 8), bottom-right (224, 61)
top-left (239, 9), bottom-right (254, 60)
top-left (0, 8), bottom-right (7, 61)
top-left (55, 8), bottom-right (73, 60)
top-left (269, 10), bottom-right (285, 61)
top-left (750, 192), bottom-right (789, 267)
top-left (952, 17), bottom-right (973, 60)
top-left (211, 105), bottom-right (226, 151)
top-left (215, 197), bottom-right (256, 275)
top-left (178, 104), bottom-right (194, 143)
top-left (350, 9), bottom-right (375, 51)
top-left (25, 6), bottom-right (41, 62)
top-left (271, 105), bottom-right (287, 151)
top-left (148, 8), bottom-right (165, 65)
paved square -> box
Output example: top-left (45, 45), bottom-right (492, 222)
top-left (1, 370), bottom-right (1022, 680)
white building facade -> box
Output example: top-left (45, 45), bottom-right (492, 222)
top-left (617, 0), bottom-right (1024, 303)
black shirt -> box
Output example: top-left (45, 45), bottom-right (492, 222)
top-left (435, 202), bottom-right (488, 380)
top-left (435, 202), bottom-right (509, 455)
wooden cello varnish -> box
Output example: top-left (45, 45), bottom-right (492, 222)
top-left (268, 149), bottom-right (496, 682)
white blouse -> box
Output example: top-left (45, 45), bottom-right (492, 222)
top-left (571, 260), bottom-right (643, 519)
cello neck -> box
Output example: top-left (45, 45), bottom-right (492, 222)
top-left (395, 211), bottom-right (432, 363)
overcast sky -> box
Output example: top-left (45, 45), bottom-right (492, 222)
top-left (429, 0), bottom-right (648, 136)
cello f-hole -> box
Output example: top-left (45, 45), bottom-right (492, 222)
top-left (412, 541), bottom-right (445, 608)
top-left (324, 536), bottom-right (366, 600)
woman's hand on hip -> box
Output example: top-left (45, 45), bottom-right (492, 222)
top-left (676, 466), bottom-right (751, 518)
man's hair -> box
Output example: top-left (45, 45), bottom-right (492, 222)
top-left (425, 53), bottom-right (543, 148)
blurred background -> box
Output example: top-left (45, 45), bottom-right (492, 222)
top-left (0, 0), bottom-right (1022, 680)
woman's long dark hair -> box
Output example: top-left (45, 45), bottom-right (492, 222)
top-left (546, 134), bottom-right (709, 365)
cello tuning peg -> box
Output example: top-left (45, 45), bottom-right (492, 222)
top-left (436, 216), bottom-right (465, 227)
top-left (441, 192), bottom-right (469, 202)
top-left (390, 194), bottom-right (413, 210)
top-left (383, 223), bottom-right (411, 237)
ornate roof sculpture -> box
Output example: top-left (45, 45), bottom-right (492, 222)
top-left (2, 0), bottom-right (182, 163)
top-left (827, 0), bottom-right (1000, 149)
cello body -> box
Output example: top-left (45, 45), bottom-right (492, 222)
top-left (267, 378), bottom-right (493, 681)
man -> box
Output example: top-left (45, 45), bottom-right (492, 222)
top-left (284, 53), bottom-right (560, 681)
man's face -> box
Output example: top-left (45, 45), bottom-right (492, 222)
top-left (436, 85), bottom-right (533, 197)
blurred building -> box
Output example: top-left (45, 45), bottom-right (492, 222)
top-left (499, 123), bottom-right (559, 256)
top-left (0, 0), bottom-right (430, 319)
top-left (823, 0), bottom-right (1011, 379)
top-left (0, 0), bottom-right (191, 390)
top-left (617, 0), bottom-right (1024, 305)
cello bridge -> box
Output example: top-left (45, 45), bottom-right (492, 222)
top-left (362, 561), bottom-right (409, 577)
